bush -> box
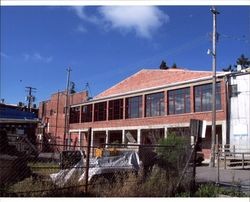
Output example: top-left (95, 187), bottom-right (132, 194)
top-left (157, 133), bottom-right (191, 172)
top-left (195, 184), bottom-right (220, 197)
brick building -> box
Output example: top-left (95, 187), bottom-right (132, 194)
top-left (37, 90), bottom-right (88, 151)
top-left (68, 68), bottom-right (228, 160)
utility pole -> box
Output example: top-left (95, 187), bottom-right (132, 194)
top-left (209, 6), bottom-right (219, 168)
top-left (55, 90), bottom-right (60, 140)
top-left (25, 86), bottom-right (37, 112)
top-left (63, 67), bottom-right (72, 150)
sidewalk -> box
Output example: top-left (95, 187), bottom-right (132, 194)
top-left (196, 166), bottom-right (250, 193)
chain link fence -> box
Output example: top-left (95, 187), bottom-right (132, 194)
top-left (1, 130), bottom-right (196, 197)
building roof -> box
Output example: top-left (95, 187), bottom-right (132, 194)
top-left (95, 68), bottom-right (222, 99)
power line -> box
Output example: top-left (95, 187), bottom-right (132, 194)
top-left (220, 34), bottom-right (249, 44)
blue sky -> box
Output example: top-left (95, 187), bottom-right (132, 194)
top-left (0, 6), bottom-right (249, 105)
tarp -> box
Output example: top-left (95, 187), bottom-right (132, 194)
top-left (50, 151), bottom-right (140, 186)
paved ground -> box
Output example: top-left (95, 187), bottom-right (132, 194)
top-left (196, 166), bottom-right (250, 194)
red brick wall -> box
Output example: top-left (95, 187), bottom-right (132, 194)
top-left (70, 80), bottom-right (227, 130)
top-left (70, 110), bottom-right (226, 130)
top-left (38, 91), bottom-right (88, 144)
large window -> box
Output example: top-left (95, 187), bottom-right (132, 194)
top-left (125, 96), bottom-right (142, 119)
top-left (69, 106), bottom-right (80, 123)
top-left (194, 82), bottom-right (221, 112)
top-left (145, 92), bottom-right (165, 117)
top-left (108, 99), bottom-right (123, 120)
top-left (168, 88), bottom-right (190, 115)
top-left (94, 102), bottom-right (107, 121)
top-left (81, 104), bottom-right (92, 122)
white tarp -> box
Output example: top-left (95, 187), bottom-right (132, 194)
top-left (50, 151), bottom-right (140, 187)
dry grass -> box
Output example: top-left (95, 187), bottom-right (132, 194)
top-left (88, 166), bottom-right (193, 197)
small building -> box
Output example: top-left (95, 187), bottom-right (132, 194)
top-left (0, 103), bottom-right (39, 155)
top-left (37, 90), bottom-right (89, 152)
top-left (68, 68), bottom-right (228, 160)
top-left (227, 69), bottom-right (250, 152)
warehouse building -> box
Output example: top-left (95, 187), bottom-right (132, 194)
top-left (68, 68), bottom-right (228, 160)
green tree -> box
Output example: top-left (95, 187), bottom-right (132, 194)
top-left (70, 81), bottom-right (76, 94)
top-left (222, 64), bottom-right (233, 72)
top-left (159, 60), bottom-right (168, 70)
top-left (157, 133), bottom-right (190, 171)
top-left (236, 54), bottom-right (250, 69)
top-left (172, 63), bottom-right (177, 69)
top-left (223, 54), bottom-right (250, 72)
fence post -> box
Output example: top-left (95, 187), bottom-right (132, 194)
top-left (216, 134), bottom-right (220, 184)
top-left (224, 155), bottom-right (226, 169)
top-left (242, 153), bottom-right (244, 169)
top-left (84, 127), bottom-right (92, 194)
top-left (191, 138), bottom-right (197, 196)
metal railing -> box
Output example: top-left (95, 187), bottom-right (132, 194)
top-left (215, 144), bottom-right (250, 169)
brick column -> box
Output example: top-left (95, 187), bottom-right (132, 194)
top-left (142, 94), bottom-right (145, 117)
top-left (79, 105), bottom-right (82, 123)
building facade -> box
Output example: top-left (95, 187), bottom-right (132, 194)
top-left (227, 70), bottom-right (250, 152)
top-left (0, 103), bottom-right (39, 155)
top-left (37, 90), bottom-right (89, 151)
top-left (68, 69), bottom-right (228, 160)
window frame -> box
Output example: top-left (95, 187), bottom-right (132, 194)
top-left (125, 95), bottom-right (142, 119)
top-left (94, 102), bottom-right (107, 122)
top-left (168, 87), bottom-right (191, 115)
top-left (81, 104), bottom-right (93, 123)
top-left (194, 82), bottom-right (222, 112)
top-left (108, 99), bottom-right (123, 120)
top-left (145, 92), bottom-right (165, 117)
top-left (69, 106), bottom-right (80, 124)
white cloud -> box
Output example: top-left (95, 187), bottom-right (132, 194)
top-left (99, 6), bottom-right (169, 38)
top-left (23, 52), bottom-right (53, 63)
top-left (24, 53), bottom-right (30, 61)
top-left (71, 6), bottom-right (99, 24)
top-left (71, 6), bottom-right (169, 39)
top-left (76, 24), bottom-right (87, 33)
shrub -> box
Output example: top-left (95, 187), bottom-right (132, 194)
top-left (195, 184), bottom-right (220, 197)
top-left (157, 133), bottom-right (191, 173)
top-left (194, 183), bottom-right (247, 197)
